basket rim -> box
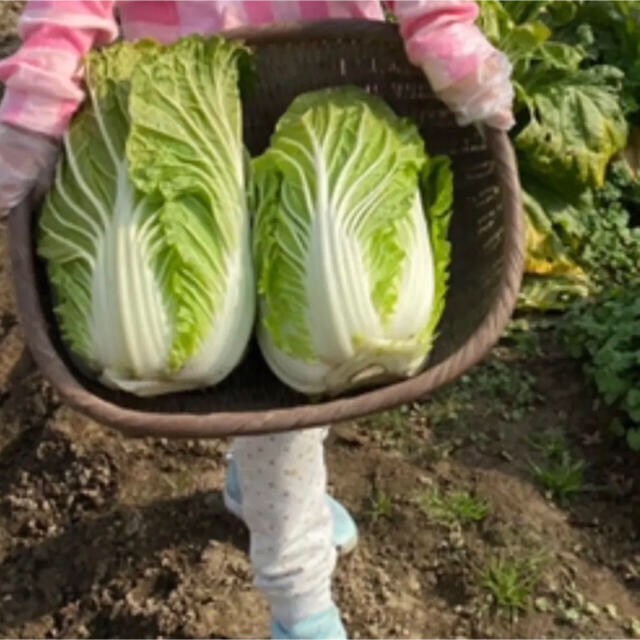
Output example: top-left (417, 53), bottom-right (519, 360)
top-left (8, 20), bottom-right (524, 439)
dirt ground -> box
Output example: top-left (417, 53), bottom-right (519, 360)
top-left (0, 2), bottom-right (21, 57)
top-left (0, 3), bottom-right (639, 638)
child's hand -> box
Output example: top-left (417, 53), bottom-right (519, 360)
top-left (0, 123), bottom-right (59, 218)
top-left (423, 50), bottom-right (515, 132)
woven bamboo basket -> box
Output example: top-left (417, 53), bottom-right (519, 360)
top-left (8, 20), bottom-right (524, 439)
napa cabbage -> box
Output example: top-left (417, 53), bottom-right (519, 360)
top-left (252, 87), bottom-right (452, 395)
top-left (38, 36), bottom-right (255, 396)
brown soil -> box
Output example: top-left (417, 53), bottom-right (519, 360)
top-left (0, 6), bottom-right (638, 637)
top-left (0, 3), bottom-right (22, 58)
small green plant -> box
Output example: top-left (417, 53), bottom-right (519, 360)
top-left (528, 427), bottom-right (587, 503)
top-left (416, 487), bottom-right (491, 525)
top-left (528, 427), bottom-right (569, 460)
top-left (530, 451), bottom-right (586, 502)
top-left (479, 552), bottom-right (544, 614)
top-left (368, 490), bottom-right (393, 523)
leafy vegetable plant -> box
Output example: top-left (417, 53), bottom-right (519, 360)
top-left (560, 286), bottom-right (640, 451)
top-left (479, 1), bottom-right (640, 310)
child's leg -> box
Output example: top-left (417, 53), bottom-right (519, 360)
top-left (231, 427), bottom-right (336, 628)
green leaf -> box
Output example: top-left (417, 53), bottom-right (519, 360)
top-left (625, 389), bottom-right (640, 423)
top-left (478, 1), bottom-right (551, 66)
top-left (419, 156), bottom-right (452, 346)
top-left (544, 1), bottom-right (581, 28)
top-left (610, 418), bottom-right (626, 437)
top-left (421, 155), bottom-right (453, 219)
top-left (501, 0), bottom-right (552, 25)
top-left (537, 41), bottom-right (583, 70)
top-left (516, 66), bottom-right (628, 190)
top-left (503, 21), bottom-right (551, 65)
top-left (519, 174), bottom-right (591, 304)
top-left (626, 428), bottom-right (640, 451)
top-left (518, 274), bottom-right (591, 312)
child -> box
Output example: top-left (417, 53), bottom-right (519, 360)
top-left (0, 2), bottom-right (514, 638)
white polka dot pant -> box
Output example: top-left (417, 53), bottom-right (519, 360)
top-left (231, 426), bottom-right (335, 627)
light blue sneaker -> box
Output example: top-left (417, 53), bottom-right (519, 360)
top-left (271, 605), bottom-right (347, 639)
top-left (223, 457), bottom-right (358, 555)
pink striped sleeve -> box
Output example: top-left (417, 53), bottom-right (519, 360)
top-left (384, 0), bottom-right (513, 128)
top-left (384, 0), bottom-right (497, 88)
top-left (0, 1), bottom-right (118, 137)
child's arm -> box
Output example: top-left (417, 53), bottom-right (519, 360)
top-left (0, 0), bottom-right (118, 138)
top-left (385, 0), bottom-right (514, 130)
top-left (0, 122), bottom-right (58, 217)
top-left (0, 1), bottom-right (117, 216)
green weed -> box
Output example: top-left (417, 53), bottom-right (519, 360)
top-left (416, 487), bottom-right (491, 525)
top-left (368, 490), bottom-right (393, 523)
top-left (530, 452), bottom-right (586, 503)
top-left (528, 427), bottom-right (587, 503)
top-left (529, 427), bottom-right (569, 460)
top-left (479, 552), bottom-right (544, 614)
